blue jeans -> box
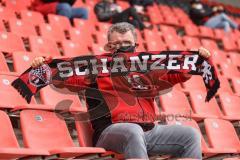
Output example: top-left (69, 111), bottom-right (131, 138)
top-left (96, 123), bottom-right (202, 159)
top-left (204, 13), bottom-right (238, 32)
top-left (56, 3), bottom-right (88, 20)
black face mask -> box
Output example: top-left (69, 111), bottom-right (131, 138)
top-left (116, 45), bottom-right (136, 53)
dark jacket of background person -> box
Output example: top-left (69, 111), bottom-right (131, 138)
top-left (94, 1), bottom-right (118, 22)
top-left (129, 0), bottom-right (154, 7)
top-left (189, 4), bottom-right (214, 25)
top-left (32, 0), bottom-right (76, 15)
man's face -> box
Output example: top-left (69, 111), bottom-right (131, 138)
top-left (105, 30), bottom-right (136, 53)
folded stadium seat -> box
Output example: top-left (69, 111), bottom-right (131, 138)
top-left (167, 42), bottom-right (186, 50)
top-left (8, 19), bottom-right (37, 37)
top-left (68, 28), bottom-right (93, 47)
top-left (182, 36), bottom-right (202, 50)
top-left (0, 20), bottom-right (5, 31)
top-left (217, 76), bottom-right (233, 94)
top-left (222, 37), bottom-right (238, 51)
top-left (160, 25), bottom-right (177, 35)
top-left (95, 33), bottom-right (108, 46)
top-left (217, 92), bottom-right (240, 120)
top-left (0, 6), bottom-right (16, 20)
top-left (184, 23), bottom-right (200, 36)
top-left (96, 22), bottom-right (111, 33)
top-left (204, 118), bottom-right (240, 153)
top-left (39, 23), bottom-right (66, 41)
top-left (136, 43), bottom-right (146, 52)
top-left (0, 32), bottom-right (25, 53)
top-left (29, 36), bottom-right (61, 56)
top-left (143, 30), bottom-right (167, 51)
top-left (231, 77), bottom-right (240, 96)
top-left (0, 110), bottom-right (49, 159)
top-left (236, 39), bottom-right (240, 50)
top-left (61, 40), bottom-right (90, 56)
top-left (91, 43), bottom-right (105, 55)
top-left (188, 91), bottom-right (223, 119)
top-left (4, 0), bottom-right (31, 11)
top-left (20, 10), bottom-right (45, 26)
top-left (210, 50), bottom-right (228, 65)
top-left (48, 14), bottom-right (72, 31)
top-left (228, 52), bottom-right (240, 66)
top-left (159, 89), bottom-right (196, 117)
top-left (163, 14), bottom-right (180, 26)
top-left (214, 29), bottom-right (226, 40)
top-left (219, 63), bottom-right (240, 78)
top-left (198, 26), bottom-right (214, 39)
top-left (40, 85), bottom-right (87, 113)
top-left (20, 110), bottom-right (106, 158)
top-left (12, 51), bottom-right (40, 73)
top-left (73, 19), bottom-right (96, 33)
top-left (182, 76), bottom-right (206, 92)
top-left (223, 158), bottom-right (240, 160)
top-left (0, 52), bottom-right (9, 72)
top-left (201, 39), bottom-right (219, 51)
top-left (147, 7), bottom-right (164, 24)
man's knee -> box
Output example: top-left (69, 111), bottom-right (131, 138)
top-left (185, 127), bottom-right (201, 145)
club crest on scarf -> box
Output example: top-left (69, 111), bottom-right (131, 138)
top-left (29, 64), bottom-right (52, 87)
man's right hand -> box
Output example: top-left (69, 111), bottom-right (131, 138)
top-left (31, 56), bottom-right (51, 68)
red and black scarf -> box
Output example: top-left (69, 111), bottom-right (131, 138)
top-left (12, 51), bottom-right (220, 103)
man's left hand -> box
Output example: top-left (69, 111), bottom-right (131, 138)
top-left (199, 47), bottom-right (211, 59)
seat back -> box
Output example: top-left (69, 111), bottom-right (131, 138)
top-left (20, 110), bottom-right (74, 149)
top-left (75, 121), bottom-right (94, 147)
top-left (204, 118), bottom-right (240, 149)
top-left (0, 110), bottom-right (19, 148)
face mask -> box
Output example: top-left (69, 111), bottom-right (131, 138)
top-left (116, 45), bottom-right (136, 53)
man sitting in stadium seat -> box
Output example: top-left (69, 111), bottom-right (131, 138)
top-left (94, 0), bottom-right (151, 30)
top-left (32, 0), bottom-right (88, 20)
top-left (189, 0), bottom-right (239, 32)
top-left (31, 22), bottom-right (212, 159)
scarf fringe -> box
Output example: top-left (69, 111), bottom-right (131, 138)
top-left (205, 79), bottom-right (220, 102)
top-left (12, 78), bottom-right (33, 103)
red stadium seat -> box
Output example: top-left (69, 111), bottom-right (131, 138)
top-left (228, 52), bottom-right (240, 66)
top-left (0, 6), bottom-right (16, 20)
top-left (12, 51), bottom-right (40, 73)
top-left (20, 10), bottom-right (45, 25)
top-left (69, 28), bottom-right (93, 47)
top-left (214, 29), bottom-right (226, 40)
top-left (0, 32), bottom-right (25, 53)
top-left (91, 43), bottom-right (106, 55)
top-left (61, 40), bottom-right (90, 57)
top-left (96, 22), bottom-right (111, 33)
top-left (204, 118), bottom-right (240, 153)
top-left (8, 19), bottom-right (37, 37)
top-left (189, 91), bottom-right (223, 119)
top-left (184, 24), bottom-right (199, 36)
top-left (40, 86), bottom-right (87, 112)
top-left (182, 76), bottom-right (206, 91)
top-left (48, 14), bottom-right (72, 31)
top-left (219, 63), bottom-right (240, 78)
top-left (146, 40), bottom-right (166, 51)
top-left (231, 77), bottom-right (240, 96)
top-left (217, 76), bottom-right (233, 94)
top-left (39, 23), bottom-right (66, 41)
top-left (73, 19), bottom-right (95, 33)
top-left (0, 110), bottom-right (49, 159)
top-left (0, 52), bottom-right (9, 72)
top-left (4, 0), bottom-right (31, 11)
top-left (0, 20), bottom-right (5, 31)
top-left (29, 36), bottom-right (61, 56)
top-left (20, 110), bottom-right (106, 158)
top-left (95, 33), bottom-right (108, 46)
top-left (198, 26), bottom-right (214, 38)
top-left (211, 50), bottom-right (228, 65)
top-left (182, 36), bottom-right (202, 50)
top-left (222, 37), bottom-right (238, 51)
top-left (160, 25), bottom-right (177, 35)
top-left (201, 39), bottom-right (219, 51)
top-left (218, 92), bottom-right (240, 120)
top-left (159, 89), bottom-right (193, 115)
top-left (147, 6), bottom-right (163, 24)
top-left (75, 121), bottom-right (94, 147)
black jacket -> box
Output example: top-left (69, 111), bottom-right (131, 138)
top-left (42, 0), bottom-right (76, 6)
top-left (129, 0), bottom-right (154, 7)
top-left (94, 1), bottom-right (118, 22)
top-left (189, 4), bottom-right (214, 25)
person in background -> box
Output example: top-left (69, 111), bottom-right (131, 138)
top-left (94, 0), bottom-right (151, 30)
top-left (32, 0), bottom-right (88, 20)
top-left (189, 0), bottom-right (239, 32)
top-left (129, 0), bottom-right (154, 8)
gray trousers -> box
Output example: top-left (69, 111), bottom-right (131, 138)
top-left (96, 123), bottom-right (202, 159)
top-left (204, 13), bottom-right (238, 32)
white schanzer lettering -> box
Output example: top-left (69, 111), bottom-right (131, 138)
top-left (57, 54), bottom-right (200, 78)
